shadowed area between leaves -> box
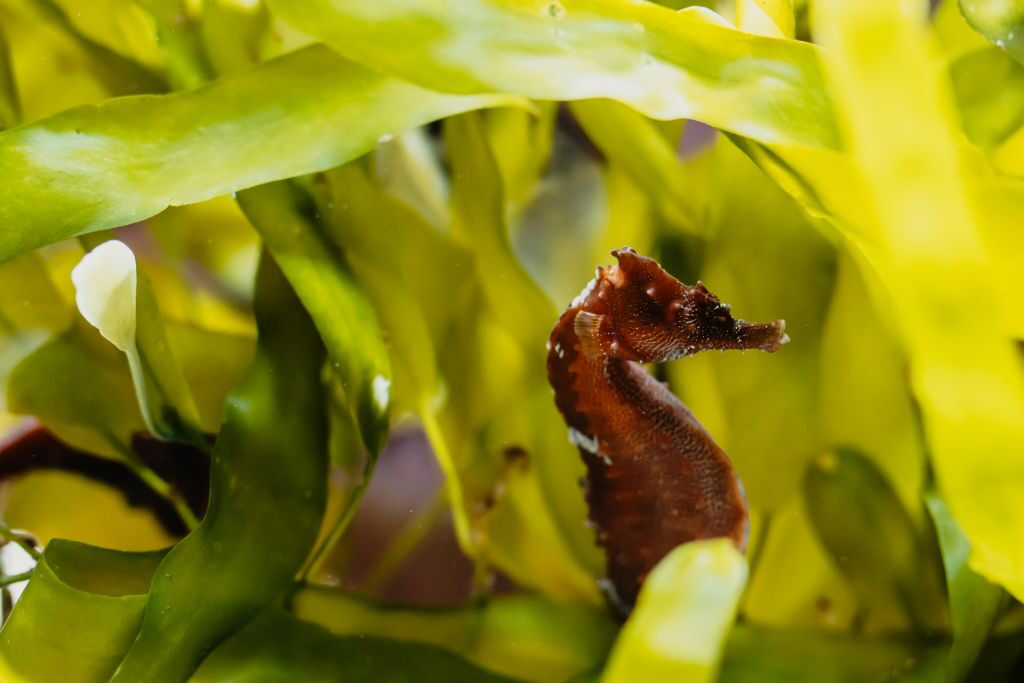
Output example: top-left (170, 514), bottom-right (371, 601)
top-left (0, 426), bottom-right (210, 536)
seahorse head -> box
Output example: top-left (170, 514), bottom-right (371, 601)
top-left (599, 247), bottom-right (788, 362)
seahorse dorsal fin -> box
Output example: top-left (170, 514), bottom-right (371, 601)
top-left (574, 310), bottom-right (607, 358)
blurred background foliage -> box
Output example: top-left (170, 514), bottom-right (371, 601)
top-left (0, 0), bottom-right (1021, 680)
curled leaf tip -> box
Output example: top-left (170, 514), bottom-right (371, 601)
top-left (71, 240), bottom-right (137, 352)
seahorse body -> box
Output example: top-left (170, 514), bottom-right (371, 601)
top-left (546, 247), bottom-right (787, 610)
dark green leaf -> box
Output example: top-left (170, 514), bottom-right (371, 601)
top-left (803, 447), bottom-right (947, 633)
top-left (925, 494), bottom-right (1005, 682)
top-left (720, 624), bottom-right (946, 683)
top-left (108, 254), bottom-right (328, 681)
top-left (237, 181), bottom-right (391, 455)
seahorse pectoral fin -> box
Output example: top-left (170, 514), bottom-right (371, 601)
top-left (574, 310), bottom-right (608, 359)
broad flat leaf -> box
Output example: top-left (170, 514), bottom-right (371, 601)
top-left (108, 255), bottom-right (328, 682)
top-left (925, 494), bottom-right (1005, 682)
top-left (0, 44), bottom-right (510, 262)
top-left (264, 0), bottom-right (839, 149)
top-left (814, 0), bottom-right (1024, 602)
top-left (237, 181), bottom-right (391, 456)
top-left (0, 540), bottom-right (166, 683)
top-left (293, 587), bottom-right (617, 682)
top-left (7, 322), bottom-right (144, 458)
top-left (960, 0), bottom-right (1024, 65)
top-left (803, 447), bottom-right (947, 633)
top-left (191, 608), bottom-right (516, 683)
top-left (603, 539), bottom-right (747, 683)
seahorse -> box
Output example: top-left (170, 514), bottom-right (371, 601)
top-left (546, 247), bottom-right (787, 611)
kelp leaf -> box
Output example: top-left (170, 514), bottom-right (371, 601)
top-left (108, 255), bottom-right (328, 682)
top-left (814, 0), bottom-right (1024, 602)
top-left (949, 47), bottom-right (1024, 149)
top-left (568, 99), bottom-right (700, 232)
top-left (603, 539), bottom-right (747, 683)
top-left (719, 624), bottom-right (946, 682)
top-left (803, 447), bottom-right (946, 632)
top-left (263, 0), bottom-right (839, 148)
top-left (959, 0), bottom-right (1024, 65)
top-left (7, 322), bottom-right (144, 458)
top-left (237, 181), bottom-right (391, 455)
top-left (293, 586), bottom-right (617, 682)
top-left (0, 44), bottom-right (511, 263)
top-left (925, 494), bottom-right (1005, 682)
top-left (0, 540), bottom-right (166, 683)
top-left (191, 609), bottom-right (516, 683)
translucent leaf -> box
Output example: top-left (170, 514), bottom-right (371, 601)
top-left (813, 0), bottom-right (1024, 602)
top-left (108, 255), bottom-right (328, 681)
top-left (925, 494), bottom-right (1005, 682)
top-left (293, 586), bottom-right (617, 682)
top-left (0, 44), bottom-right (511, 262)
top-left (603, 539), bottom-right (747, 682)
top-left (263, 0), bottom-right (840, 148)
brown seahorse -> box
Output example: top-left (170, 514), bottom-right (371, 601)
top-left (546, 247), bottom-right (787, 611)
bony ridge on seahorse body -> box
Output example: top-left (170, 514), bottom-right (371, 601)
top-left (546, 247), bottom-right (788, 612)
